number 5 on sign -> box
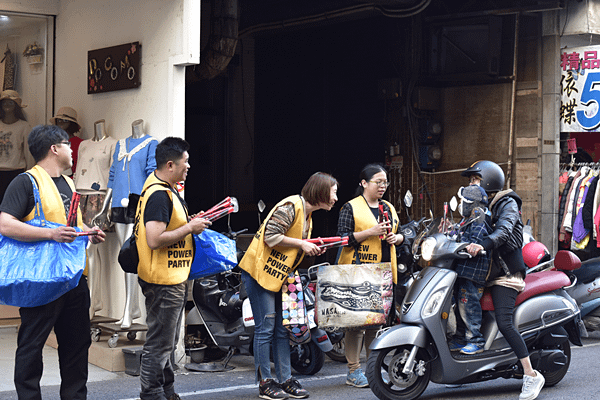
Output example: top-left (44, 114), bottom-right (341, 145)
top-left (577, 72), bottom-right (600, 130)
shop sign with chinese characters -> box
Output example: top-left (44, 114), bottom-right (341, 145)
top-left (560, 46), bottom-right (600, 132)
top-left (88, 42), bottom-right (141, 94)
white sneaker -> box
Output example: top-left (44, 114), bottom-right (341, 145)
top-left (519, 370), bottom-right (545, 400)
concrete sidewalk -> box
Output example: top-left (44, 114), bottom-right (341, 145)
top-left (0, 324), bottom-right (119, 394)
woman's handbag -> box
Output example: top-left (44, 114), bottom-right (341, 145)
top-left (282, 270), bottom-right (310, 344)
top-left (315, 262), bottom-right (393, 329)
top-left (0, 173), bottom-right (87, 308)
top-left (188, 229), bottom-right (237, 280)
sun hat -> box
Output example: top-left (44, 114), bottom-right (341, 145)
top-left (50, 106), bottom-right (81, 130)
top-left (0, 90), bottom-right (27, 108)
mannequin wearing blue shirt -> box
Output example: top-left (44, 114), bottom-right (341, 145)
top-left (93, 119), bottom-right (157, 329)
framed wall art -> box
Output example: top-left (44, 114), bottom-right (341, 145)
top-left (88, 42), bottom-right (141, 94)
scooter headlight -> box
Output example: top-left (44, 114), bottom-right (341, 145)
top-left (421, 237), bottom-right (437, 261)
top-left (422, 286), bottom-right (449, 318)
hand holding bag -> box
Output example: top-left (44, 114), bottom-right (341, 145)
top-left (0, 173), bottom-right (87, 308)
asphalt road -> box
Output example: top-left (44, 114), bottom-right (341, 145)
top-left (3, 335), bottom-right (600, 400)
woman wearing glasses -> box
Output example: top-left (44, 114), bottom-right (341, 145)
top-left (336, 163), bottom-right (404, 388)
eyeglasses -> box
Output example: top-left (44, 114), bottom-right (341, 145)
top-left (369, 180), bottom-right (390, 187)
top-left (56, 141), bottom-right (71, 147)
top-left (55, 118), bottom-right (70, 124)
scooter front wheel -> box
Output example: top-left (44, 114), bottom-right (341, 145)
top-left (366, 346), bottom-right (430, 400)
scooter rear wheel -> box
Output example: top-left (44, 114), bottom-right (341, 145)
top-left (539, 340), bottom-right (571, 387)
top-left (290, 341), bottom-right (325, 375)
top-left (366, 346), bottom-right (430, 400)
top-left (326, 335), bottom-right (346, 363)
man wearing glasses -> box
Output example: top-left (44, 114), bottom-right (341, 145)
top-left (0, 124), bottom-right (106, 399)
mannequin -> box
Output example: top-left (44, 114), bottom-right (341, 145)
top-left (75, 119), bottom-right (117, 318)
top-left (0, 90), bottom-right (32, 202)
top-left (93, 119), bottom-right (158, 329)
top-left (50, 106), bottom-right (83, 177)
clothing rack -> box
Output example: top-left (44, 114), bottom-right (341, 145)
top-left (559, 162), bottom-right (600, 172)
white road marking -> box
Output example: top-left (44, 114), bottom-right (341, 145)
top-left (118, 373), bottom-right (348, 399)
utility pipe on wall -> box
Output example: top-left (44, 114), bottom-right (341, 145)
top-left (194, 0), bottom-right (238, 81)
top-left (506, 13), bottom-right (520, 189)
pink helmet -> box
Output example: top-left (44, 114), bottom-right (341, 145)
top-left (523, 241), bottom-right (551, 269)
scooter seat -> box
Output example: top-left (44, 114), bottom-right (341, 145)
top-left (480, 270), bottom-right (571, 311)
top-left (571, 256), bottom-right (600, 284)
top-left (554, 250), bottom-right (582, 272)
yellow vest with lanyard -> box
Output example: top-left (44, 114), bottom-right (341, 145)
top-left (136, 172), bottom-right (194, 285)
top-left (24, 165), bottom-right (83, 227)
top-left (239, 195), bottom-right (312, 292)
top-left (337, 196), bottom-right (399, 283)
top-left (25, 165), bottom-right (87, 275)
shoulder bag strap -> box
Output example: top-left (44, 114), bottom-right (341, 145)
top-left (23, 173), bottom-right (46, 225)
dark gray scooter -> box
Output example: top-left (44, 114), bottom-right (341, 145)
top-left (366, 214), bottom-right (584, 400)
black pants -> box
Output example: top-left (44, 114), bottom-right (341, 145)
top-left (491, 284), bottom-right (529, 359)
top-left (15, 276), bottom-right (91, 400)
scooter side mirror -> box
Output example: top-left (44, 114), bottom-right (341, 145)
top-left (404, 191), bottom-right (413, 208)
top-left (231, 197), bottom-right (239, 213)
top-left (449, 196), bottom-right (458, 212)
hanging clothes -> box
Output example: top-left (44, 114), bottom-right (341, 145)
top-left (572, 170), bottom-right (597, 249)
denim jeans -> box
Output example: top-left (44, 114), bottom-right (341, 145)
top-left (454, 278), bottom-right (485, 346)
top-left (138, 279), bottom-right (187, 400)
top-left (242, 271), bottom-right (291, 383)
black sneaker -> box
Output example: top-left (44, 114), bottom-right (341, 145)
top-left (259, 379), bottom-right (289, 400)
top-left (281, 378), bottom-right (309, 399)
top-left (167, 395), bottom-right (181, 400)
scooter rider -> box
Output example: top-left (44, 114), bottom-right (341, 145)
top-left (462, 160), bottom-right (545, 400)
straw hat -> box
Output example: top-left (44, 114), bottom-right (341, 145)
top-left (0, 90), bottom-right (27, 108)
top-left (50, 106), bottom-right (81, 130)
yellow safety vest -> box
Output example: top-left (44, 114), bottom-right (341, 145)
top-left (136, 172), bottom-right (194, 285)
top-left (239, 195), bottom-right (312, 292)
top-left (25, 165), bottom-right (83, 227)
top-left (26, 165), bottom-right (87, 276)
top-left (337, 196), bottom-right (399, 283)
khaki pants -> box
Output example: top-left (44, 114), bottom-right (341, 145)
top-left (345, 327), bottom-right (379, 373)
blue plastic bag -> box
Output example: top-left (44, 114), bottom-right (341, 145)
top-left (189, 229), bottom-right (237, 280)
top-left (0, 174), bottom-right (87, 308)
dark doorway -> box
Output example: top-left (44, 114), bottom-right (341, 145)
top-left (186, 16), bottom-right (404, 246)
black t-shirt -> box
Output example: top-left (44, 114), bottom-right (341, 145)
top-left (0, 173), bottom-right (72, 220)
top-left (143, 188), bottom-right (188, 225)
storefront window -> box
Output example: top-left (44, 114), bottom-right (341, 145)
top-left (0, 12), bottom-right (53, 319)
top-left (0, 12), bottom-right (53, 127)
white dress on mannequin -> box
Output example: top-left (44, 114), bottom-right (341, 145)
top-left (75, 119), bottom-right (117, 318)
